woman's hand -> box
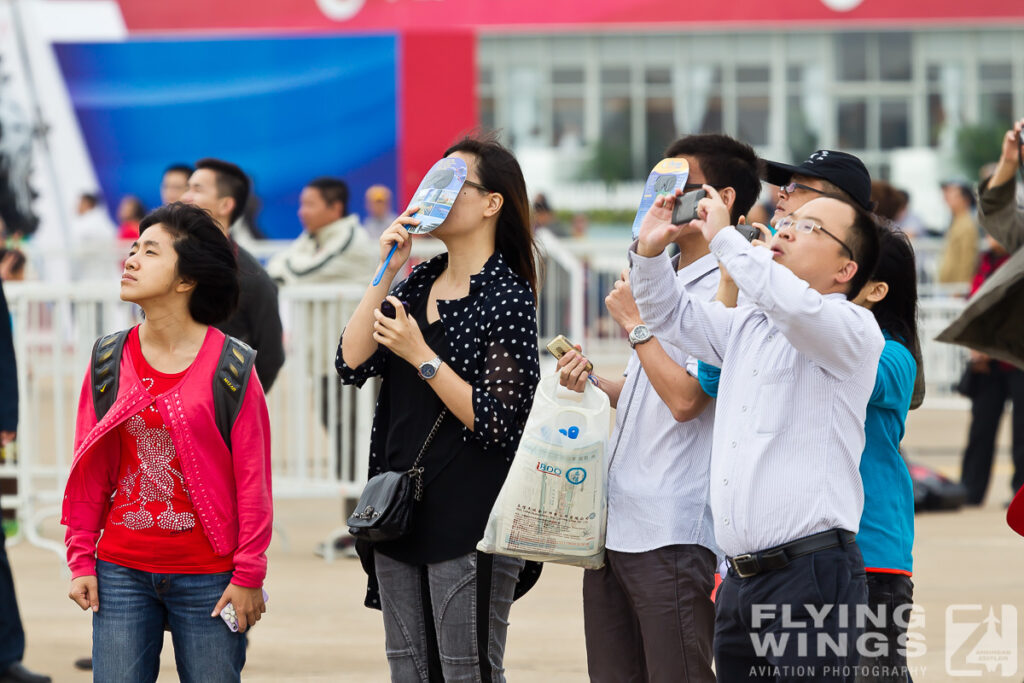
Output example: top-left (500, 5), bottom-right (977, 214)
top-left (69, 575), bottom-right (99, 612)
top-left (378, 207), bottom-right (420, 276)
top-left (373, 295), bottom-right (433, 366)
top-left (212, 583), bottom-right (266, 634)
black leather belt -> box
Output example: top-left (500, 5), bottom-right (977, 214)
top-left (728, 529), bottom-right (856, 579)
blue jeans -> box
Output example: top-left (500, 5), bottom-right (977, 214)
top-left (93, 559), bottom-right (246, 683)
top-left (375, 550), bottom-right (524, 682)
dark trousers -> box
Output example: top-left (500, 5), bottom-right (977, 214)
top-left (854, 573), bottom-right (914, 683)
top-left (961, 366), bottom-right (1024, 504)
top-left (583, 544), bottom-right (716, 683)
top-left (0, 529), bottom-right (26, 671)
top-left (714, 541), bottom-right (868, 683)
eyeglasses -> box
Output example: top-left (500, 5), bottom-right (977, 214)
top-left (463, 179), bottom-right (491, 193)
top-left (775, 216), bottom-right (855, 260)
top-left (779, 181), bottom-right (832, 197)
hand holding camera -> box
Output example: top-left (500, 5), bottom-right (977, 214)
top-left (688, 185), bottom-right (732, 244)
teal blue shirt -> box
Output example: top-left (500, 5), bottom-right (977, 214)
top-left (856, 335), bottom-right (916, 573)
top-left (697, 361), bottom-right (721, 398)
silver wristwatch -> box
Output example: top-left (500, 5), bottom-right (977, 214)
top-left (628, 324), bottom-right (653, 349)
top-left (417, 356), bottom-right (442, 380)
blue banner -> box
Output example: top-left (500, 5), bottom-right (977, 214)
top-left (55, 35), bottom-right (397, 239)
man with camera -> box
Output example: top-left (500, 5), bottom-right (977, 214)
top-left (558, 134), bottom-right (760, 682)
top-left (631, 185), bottom-right (883, 680)
top-left (939, 118), bottom-right (1024, 371)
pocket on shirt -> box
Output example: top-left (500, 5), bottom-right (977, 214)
top-left (754, 367), bottom-right (795, 435)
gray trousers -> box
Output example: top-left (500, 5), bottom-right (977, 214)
top-left (375, 550), bottom-right (524, 682)
top-left (583, 544), bottom-right (716, 683)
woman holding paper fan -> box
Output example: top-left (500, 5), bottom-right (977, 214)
top-left (337, 135), bottom-right (541, 682)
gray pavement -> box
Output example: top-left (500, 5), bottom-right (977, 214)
top-left (6, 407), bottom-right (1024, 681)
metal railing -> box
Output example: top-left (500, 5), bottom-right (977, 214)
top-left (0, 233), bottom-right (971, 560)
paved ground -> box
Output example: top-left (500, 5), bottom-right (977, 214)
top-left (7, 407), bottom-right (1024, 681)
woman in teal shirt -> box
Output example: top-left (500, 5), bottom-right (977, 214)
top-left (849, 227), bottom-right (919, 683)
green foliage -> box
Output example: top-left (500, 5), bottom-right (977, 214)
top-left (580, 140), bottom-right (635, 183)
top-left (956, 121), bottom-right (1008, 182)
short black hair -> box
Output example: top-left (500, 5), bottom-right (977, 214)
top-left (664, 134), bottom-right (761, 224)
top-left (138, 202), bottom-right (239, 325)
top-left (842, 201), bottom-right (882, 299)
top-left (306, 177), bottom-right (349, 217)
top-left (195, 158), bottom-right (251, 226)
top-left (163, 163), bottom-right (194, 178)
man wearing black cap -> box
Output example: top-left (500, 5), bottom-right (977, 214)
top-left (764, 150), bottom-right (874, 226)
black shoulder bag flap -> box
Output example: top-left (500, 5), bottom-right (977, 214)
top-left (348, 408), bottom-right (447, 543)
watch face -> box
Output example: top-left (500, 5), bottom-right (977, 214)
top-left (632, 325), bottom-right (651, 342)
top-left (419, 361), bottom-right (438, 379)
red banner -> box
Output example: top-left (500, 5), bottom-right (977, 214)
top-left (112, 0), bottom-right (1024, 34)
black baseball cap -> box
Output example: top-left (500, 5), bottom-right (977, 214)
top-left (763, 150), bottom-right (873, 211)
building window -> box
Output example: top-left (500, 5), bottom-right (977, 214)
top-left (880, 98), bottom-right (911, 149)
top-left (837, 99), bottom-right (868, 149)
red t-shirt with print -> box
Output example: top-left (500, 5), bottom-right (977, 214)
top-left (97, 327), bottom-right (233, 574)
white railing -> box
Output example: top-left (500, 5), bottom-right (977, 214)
top-left (0, 234), bottom-right (971, 560)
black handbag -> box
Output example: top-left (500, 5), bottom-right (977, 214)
top-left (348, 409), bottom-right (447, 543)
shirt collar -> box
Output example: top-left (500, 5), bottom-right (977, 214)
top-left (674, 251), bottom-right (719, 286)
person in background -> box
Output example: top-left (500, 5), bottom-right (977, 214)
top-left (938, 117), bottom-right (1024, 378)
top-left (337, 135), bottom-right (541, 682)
top-left (850, 228), bottom-right (921, 683)
top-left (363, 185), bottom-right (396, 243)
top-left (71, 193), bottom-right (118, 282)
top-left (160, 165), bottom-right (193, 206)
top-left (182, 158), bottom-right (285, 391)
top-left (871, 180), bottom-right (909, 226)
top-left (937, 181), bottom-right (979, 286)
top-left (268, 177), bottom-right (377, 286)
top-left (531, 193), bottom-right (567, 237)
top-left (958, 232), bottom-right (1023, 506)
top-left (116, 196), bottom-right (146, 241)
top-left (1, 277), bottom-right (51, 683)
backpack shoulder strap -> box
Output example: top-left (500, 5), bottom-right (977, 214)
top-left (213, 335), bottom-right (257, 451)
top-left (90, 329), bottom-right (130, 421)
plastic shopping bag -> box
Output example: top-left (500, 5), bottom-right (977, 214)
top-left (477, 373), bottom-right (610, 569)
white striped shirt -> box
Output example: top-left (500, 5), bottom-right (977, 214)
top-left (606, 252), bottom-right (719, 555)
top-left (630, 227), bottom-right (884, 557)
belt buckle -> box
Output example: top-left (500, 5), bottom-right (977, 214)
top-left (730, 553), bottom-right (758, 578)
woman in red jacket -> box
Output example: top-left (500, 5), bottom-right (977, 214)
top-left (62, 202), bottom-right (272, 683)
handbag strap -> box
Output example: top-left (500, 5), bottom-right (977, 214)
top-left (408, 408), bottom-right (448, 501)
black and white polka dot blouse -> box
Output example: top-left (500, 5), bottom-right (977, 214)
top-left (336, 250), bottom-right (542, 472)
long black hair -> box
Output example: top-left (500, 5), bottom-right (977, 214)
top-left (870, 226), bottom-right (925, 407)
top-left (870, 227), bottom-right (918, 350)
top-left (443, 134), bottom-right (539, 301)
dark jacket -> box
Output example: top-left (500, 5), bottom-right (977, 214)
top-left (217, 244), bottom-right (285, 390)
top-left (0, 279), bottom-right (16, 432)
top-left (938, 177), bottom-right (1024, 369)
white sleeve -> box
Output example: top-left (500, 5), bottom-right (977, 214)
top-left (629, 249), bottom-right (735, 366)
top-left (710, 227), bottom-right (885, 379)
